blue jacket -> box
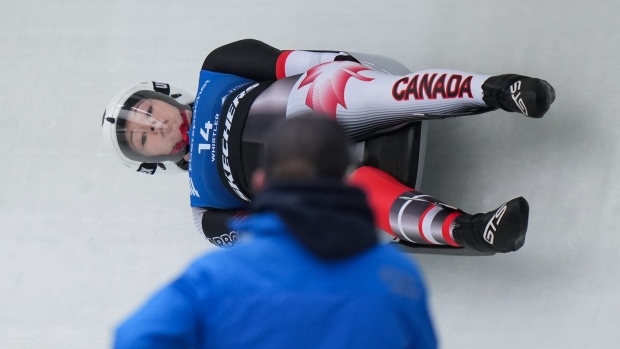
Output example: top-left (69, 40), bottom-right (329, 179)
top-left (114, 181), bottom-right (437, 349)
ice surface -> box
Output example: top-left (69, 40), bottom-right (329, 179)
top-left (1, 1), bottom-right (619, 348)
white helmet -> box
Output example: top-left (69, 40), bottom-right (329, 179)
top-left (102, 81), bottom-right (195, 175)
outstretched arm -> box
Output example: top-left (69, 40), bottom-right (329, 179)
top-left (192, 207), bottom-right (247, 247)
top-left (202, 39), bottom-right (357, 81)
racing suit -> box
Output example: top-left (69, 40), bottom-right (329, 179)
top-left (190, 39), bottom-right (494, 249)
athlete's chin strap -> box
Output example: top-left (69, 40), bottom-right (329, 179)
top-left (176, 150), bottom-right (189, 171)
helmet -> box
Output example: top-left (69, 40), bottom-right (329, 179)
top-left (102, 81), bottom-right (195, 175)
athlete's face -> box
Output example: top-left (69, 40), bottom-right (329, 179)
top-left (124, 99), bottom-right (190, 158)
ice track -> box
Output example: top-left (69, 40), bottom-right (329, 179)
top-left (1, 1), bottom-right (619, 348)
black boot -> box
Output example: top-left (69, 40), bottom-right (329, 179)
top-left (482, 74), bottom-right (555, 118)
top-left (453, 197), bottom-right (529, 253)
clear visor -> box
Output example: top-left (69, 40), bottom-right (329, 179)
top-left (115, 90), bottom-right (191, 164)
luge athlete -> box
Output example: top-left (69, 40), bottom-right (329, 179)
top-left (102, 39), bottom-right (555, 254)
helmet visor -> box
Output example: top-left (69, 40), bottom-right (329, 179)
top-left (115, 90), bottom-right (191, 164)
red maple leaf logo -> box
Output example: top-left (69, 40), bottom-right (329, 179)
top-left (298, 62), bottom-right (374, 117)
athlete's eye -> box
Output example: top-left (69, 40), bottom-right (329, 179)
top-left (147, 106), bottom-right (153, 116)
top-left (141, 132), bottom-right (147, 146)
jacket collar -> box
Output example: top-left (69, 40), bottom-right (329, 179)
top-left (244, 179), bottom-right (378, 259)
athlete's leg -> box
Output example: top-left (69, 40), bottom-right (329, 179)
top-left (286, 61), bottom-right (555, 140)
top-left (349, 166), bottom-right (529, 253)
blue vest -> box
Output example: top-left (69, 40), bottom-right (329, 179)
top-left (188, 71), bottom-right (255, 209)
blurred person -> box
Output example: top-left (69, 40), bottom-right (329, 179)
top-left (102, 39), bottom-right (550, 253)
top-left (113, 115), bottom-right (437, 349)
